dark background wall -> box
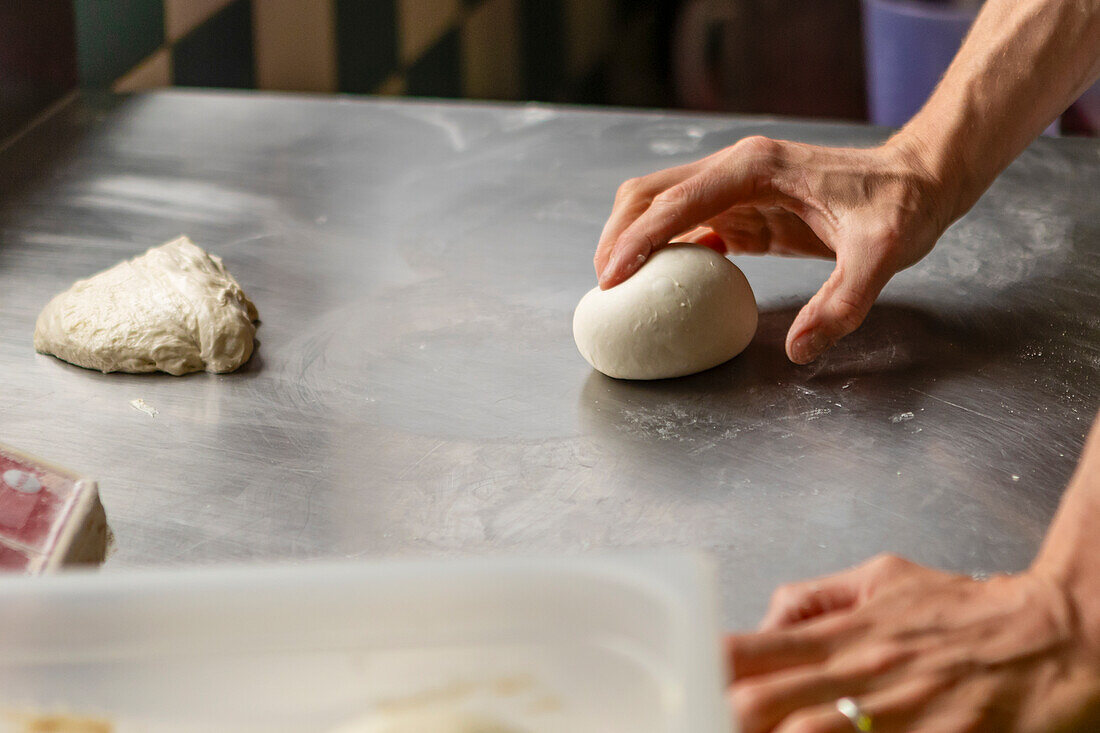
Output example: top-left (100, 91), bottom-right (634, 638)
top-left (0, 0), bottom-right (870, 140)
top-left (0, 2), bottom-right (78, 141)
top-left (1, 0), bottom-right (1094, 143)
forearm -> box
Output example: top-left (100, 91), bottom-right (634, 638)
top-left (1034, 410), bottom-right (1100, 635)
top-left (891, 0), bottom-right (1100, 223)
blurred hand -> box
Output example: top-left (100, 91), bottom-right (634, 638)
top-left (726, 554), bottom-right (1100, 732)
top-left (593, 136), bottom-right (952, 364)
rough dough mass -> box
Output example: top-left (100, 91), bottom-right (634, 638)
top-left (34, 236), bottom-right (259, 375)
top-left (573, 244), bottom-right (757, 379)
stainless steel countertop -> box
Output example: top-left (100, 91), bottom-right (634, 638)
top-left (1, 91), bottom-right (1097, 628)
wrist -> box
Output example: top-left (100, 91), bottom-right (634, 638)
top-left (1032, 415), bottom-right (1100, 647)
top-left (1032, 505), bottom-right (1100, 651)
top-left (881, 126), bottom-right (966, 231)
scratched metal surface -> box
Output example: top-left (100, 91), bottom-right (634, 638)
top-left (0, 91), bottom-right (1097, 627)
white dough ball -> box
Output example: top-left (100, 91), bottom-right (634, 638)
top-left (573, 244), bottom-right (757, 380)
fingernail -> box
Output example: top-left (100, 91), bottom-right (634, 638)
top-left (601, 250), bottom-right (644, 288)
top-left (791, 331), bottom-right (828, 364)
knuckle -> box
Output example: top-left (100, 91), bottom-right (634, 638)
top-left (735, 135), bottom-right (783, 163)
top-left (868, 552), bottom-right (900, 569)
top-left (731, 135), bottom-right (788, 181)
top-left (723, 136), bottom-right (786, 199)
top-left (769, 582), bottom-right (798, 607)
top-left (650, 186), bottom-right (686, 210)
top-left (867, 552), bottom-right (909, 575)
top-left (615, 177), bottom-right (645, 202)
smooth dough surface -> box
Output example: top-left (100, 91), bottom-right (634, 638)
top-left (573, 244), bottom-right (757, 380)
top-left (34, 236), bottom-right (259, 375)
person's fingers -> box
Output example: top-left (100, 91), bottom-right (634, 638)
top-left (866, 675), bottom-right (955, 733)
top-left (594, 195), bottom-right (648, 277)
top-left (759, 554), bottom-right (924, 632)
top-left (598, 136), bottom-right (783, 289)
top-left (727, 629), bottom-right (831, 681)
top-left (769, 674), bottom-right (950, 733)
top-left (709, 207), bottom-right (832, 258)
top-left (598, 171), bottom-right (754, 288)
top-left (675, 226), bottom-right (727, 254)
top-left (784, 248), bottom-right (894, 364)
top-left (758, 573), bottom-right (866, 633)
top-left (706, 208), bottom-right (773, 255)
top-left (727, 613), bottom-right (856, 680)
top-left (732, 556), bottom-right (929, 679)
top-left (593, 161), bottom-right (702, 278)
top-left (732, 664), bottom-right (877, 733)
top-left (596, 178), bottom-right (716, 288)
top-left (773, 706), bottom-right (870, 733)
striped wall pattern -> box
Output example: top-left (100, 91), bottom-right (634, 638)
top-left (72, 0), bottom-right (620, 103)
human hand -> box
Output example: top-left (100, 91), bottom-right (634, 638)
top-left (726, 554), bottom-right (1100, 732)
top-left (593, 137), bottom-right (953, 363)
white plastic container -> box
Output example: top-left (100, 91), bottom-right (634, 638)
top-left (0, 552), bottom-right (731, 733)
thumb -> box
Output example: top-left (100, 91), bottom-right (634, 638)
top-left (785, 252), bottom-right (891, 364)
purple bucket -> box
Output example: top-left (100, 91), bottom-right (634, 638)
top-left (862, 0), bottom-right (1061, 133)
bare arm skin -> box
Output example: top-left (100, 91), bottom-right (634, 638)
top-left (593, 1), bottom-right (1100, 729)
top-left (902, 0), bottom-right (1100, 222)
top-left (594, 0), bottom-right (1100, 364)
top-left (726, 412), bottom-right (1100, 732)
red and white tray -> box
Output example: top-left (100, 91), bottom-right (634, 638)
top-left (0, 443), bottom-right (108, 573)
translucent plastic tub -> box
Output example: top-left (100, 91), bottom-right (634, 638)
top-left (0, 552), bottom-right (731, 733)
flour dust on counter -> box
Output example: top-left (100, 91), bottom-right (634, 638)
top-left (33, 237), bottom-right (259, 375)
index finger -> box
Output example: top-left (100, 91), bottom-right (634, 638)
top-left (727, 611), bottom-right (858, 680)
top-left (598, 142), bottom-right (780, 288)
top-left (594, 160), bottom-right (703, 278)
